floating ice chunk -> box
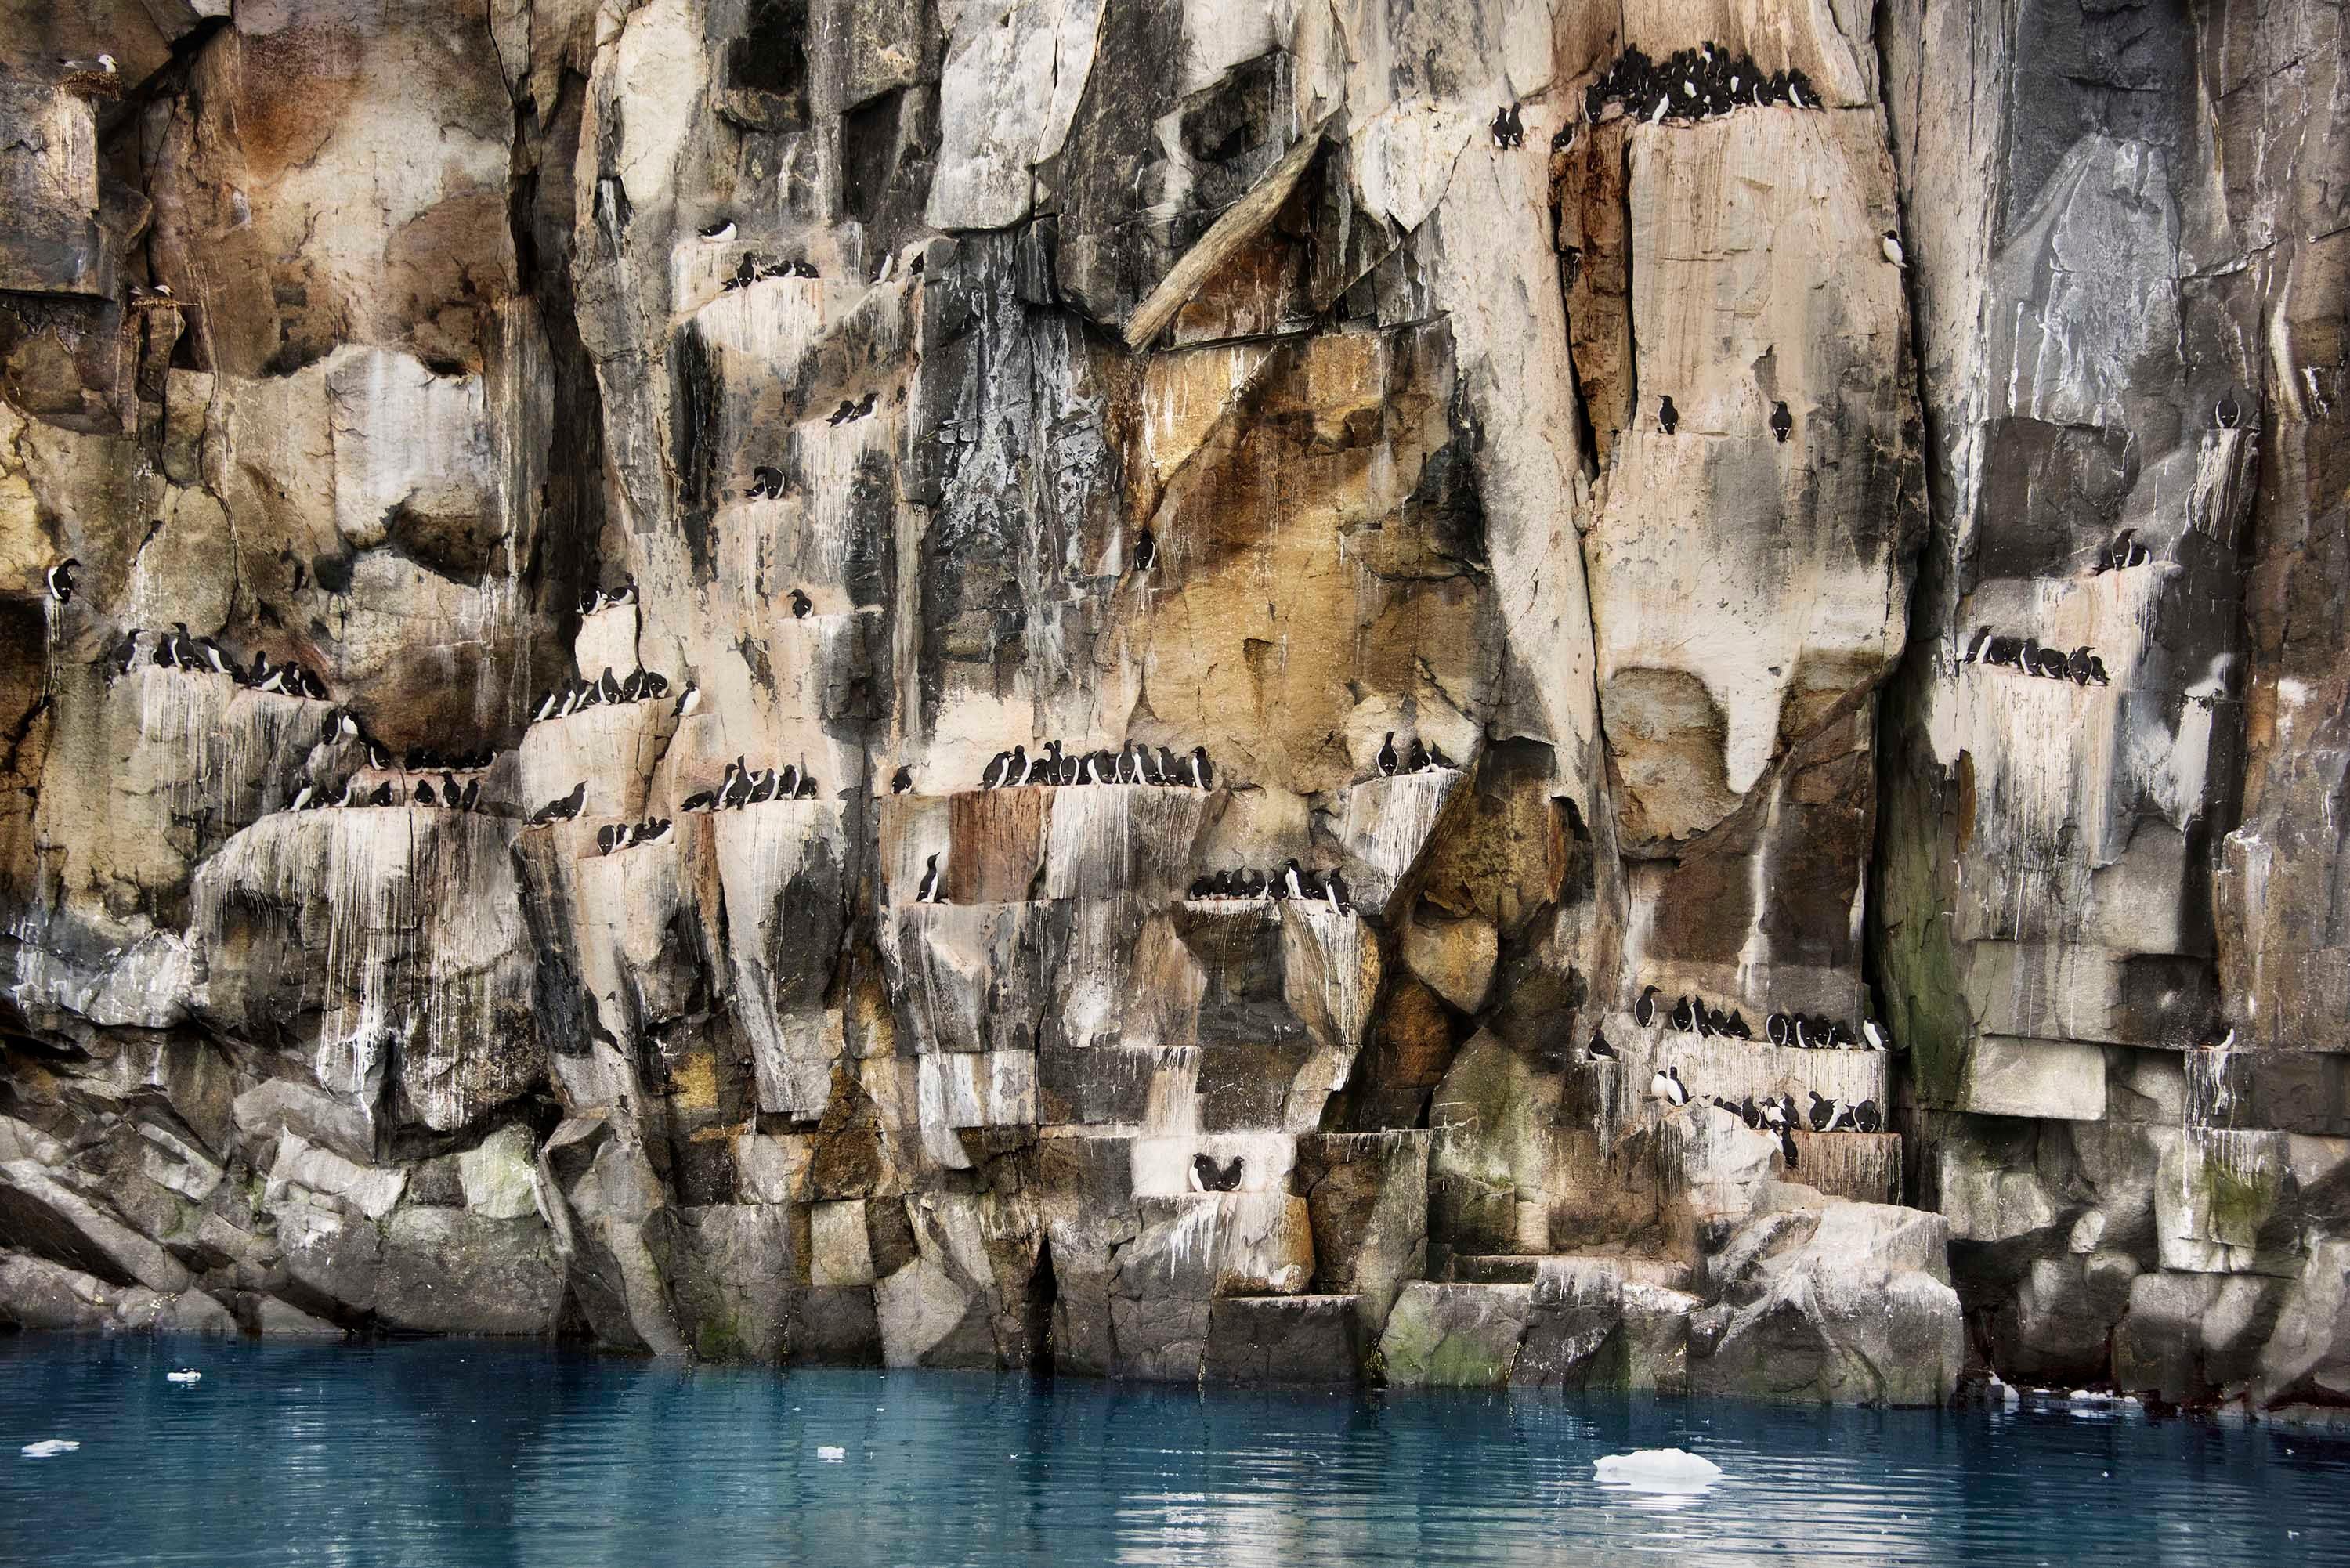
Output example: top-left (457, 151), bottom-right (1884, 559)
top-left (20, 1439), bottom-right (79, 1458)
top-left (1593, 1448), bottom-right (1723, 1494)
top-left (166, 1370), bottom-right (201, 1384)
top-left (817, 1445), bottom-right (846, 1461)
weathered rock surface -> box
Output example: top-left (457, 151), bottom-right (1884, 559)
top-left (0, 0), bottom-right (2338, 1413)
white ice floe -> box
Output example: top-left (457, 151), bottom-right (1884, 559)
top-left (166, 1370), bottom-right (201, 1384)
top-left (1593, 1448), bottom-right (1724, 1494)
top-left (20, 1439), bottom-right (80, 1458)
top-left (816, 1445), bottom-right (846, 1461)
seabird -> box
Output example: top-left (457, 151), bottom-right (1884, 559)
top-left (1650, 1065), bottom-right (1689, 1106)
top-left (2207, 1027), bottom-right (2237, 1052)
top-left (1725, 1010), bottom-right (1752, 1039)
top-left (1634, 985), bottom-right (1660, 1028)
top-left (2216, 396), bottom-right (2241, 429)
top-left (1808, 1091), bottom-right (1837, 1132)
top-left (982, 750), bottom-right (1012, 789)
top-left (367, 742), bottom-right (390, 771)
top-left (1025, 742), bottom-right (1062, 785)
top-left (1377, 732), bottom-right (1399, 777)
top-left (2087, 655), bottom-right (2110, 685)
top-left (597, 823), bottom-right (622, 854)
top-left (1853, 1099), bottom-right (1883, 1133)
top-left (1860, 1018), bottom-right (1889, 1052)
top-left (794, 774), bottom-right (817, 799)
top-left (1792, 1015), bottom-right (1813, 1049)
top-left (1587, 1029), bottom-right (1617, 1061)
top-left (289, 781), bottom-right (316, 812)
top-left (1694, 1006), bottom-right (1714, 1038)
top-left (1766, 1010), bottom-right (1791, 1045)
top-left (747, 465), bottom-right (783, 500)
top-left (1961, 625), bottom-right (1991, 664)
top-left (1134, 742), bottom-right (1162, 785)
top-left (367, 782), bottom-right (394, 807)
top-left (1282, 859), bottom-right (1306, 899)
top-left (826, 400), bottom-right (855, 425)
top-left (2068, 646), bottom-right (2096, 685)
top-left (892, 765), bottom-right (913, 794)
top-left (1427, 742), bottom-right (1455, 769)
top-left (1405, 737), bottom-right (1429, 773)
top-left (916, 853), bottom-right (944, 904)
top-left (720, 758), bottom-right (753, 808)
top-left (682, 789), bottom-right (717, 813)
top-left (1191, 1153), bottom-right (1244, 1193)
top-left (1325, 870), bottom-right (1352, 916)
top-left (534, 782), bottom-right (586, 823)
top-left (1760, 1097), bottom-right (1787, 1130)
top-left (417, 780), bottom-right (437, 807)
top-left (1669, 995), bottom-right (1694, 1032)
top-left (1770, 402), bottom-right (1791, 443)
top-left (746, 769), bottom-right (777, 805)
top-left (1881, 229), bottom-right (1905, 267)
top-left (597, 667), bottom-right (623, 703)
top-left (1188, 876), bottom-right (1212, 899)
top-left (1658, 395), bottom-right (1679, 435)
top-left (1133, 529), bottom-right (1155, 573)
top-left (698, 220), bottom-right (737, 244)
top-left (1739, 1097), bottom-right (1763, 1130)
top-left (642, 818), bottom-right (674, 846)
top-left (674, 682), bottom-right (700, 717)
top-left (1187, 746), bottom-right (1213, 789)
top-left (45, 559), bottom-right (78, 604)
top-left (105, 628), bottom-right (139, 679)
top-left (532, 690), bottom-right (562, 722)
top-left (790, 588), bottom-right (813, 619)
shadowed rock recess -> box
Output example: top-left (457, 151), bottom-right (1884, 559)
top-left (0, 0), bottom-right (2337, 1411)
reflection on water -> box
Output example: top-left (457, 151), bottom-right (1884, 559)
top-left (2, 1337), bottom-right (2345, 1566)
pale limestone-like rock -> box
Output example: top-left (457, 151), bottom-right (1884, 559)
top-left (457, 1124), bottom-right (542, 1220)
top-left (1377, 1281), bottom-right (1532, 1387)
top-left (1401, 909), bottom-right (1496, 1013)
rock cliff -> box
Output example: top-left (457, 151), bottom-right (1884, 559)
top-left (0, 0), bottom-right (2337, 1411)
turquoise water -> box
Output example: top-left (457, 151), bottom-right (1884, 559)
top-left (3, 1337), bottom-right (2345, 1566)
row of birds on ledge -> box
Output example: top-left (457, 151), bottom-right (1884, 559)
top-left (1589, 985), bottom-right (1894, 1050)
top-left (102, 620), bottom-right (331, 701)
top-left (1961, 629), bottom-right (2111, 686)
top-left (287, 774), bottom-right (484, 813)
top-left (1374, 732), bottom-right (1459, 775)
top-left (682, 760), bottom-right (822, 811)
top-left (531, 667), bottom-right (690, 722)
top-left (1644, 1068), bottom-right (1886, 1162)
top-left (1188, 862), bottom-right (1356, 915)
top-left (596, 817), bottom-right (676, 854)
top-left (1579, 44), bottom-right (1823, 127)
top-left (980, 741), bottom-right (1215, 790)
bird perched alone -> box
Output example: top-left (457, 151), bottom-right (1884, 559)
top-left (1658, 395), bottom-right (1679, 435)
top-left (1634, 985), bottom-right (1660, 1028)
top-left (1132, 529), bottom-right (1155, 573)
top-left (1881, 229), bottom-right (1906, 268)
top-left (1770, 401), bottom-right (1792, 443)
top-left (1587, 1029), bottom-right (1617, 1061)
top-left (45, 559), bottom-right (78, 604)
top-left (698, 219), bottom-right (736, 244)
top-left (891, 765), bottom-right (913, 794)
top-left (915, 853), bottom-right (945, 904)
top-left (1376, 732), bottom-right (1399, 777)
top-left (790, 588), bottom-right (813, 619)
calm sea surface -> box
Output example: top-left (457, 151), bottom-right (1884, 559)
top-left (2, 1335), bottom-right (2345, 1566)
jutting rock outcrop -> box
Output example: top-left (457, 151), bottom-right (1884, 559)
top-left (0, 0), bottom-right (2338, 1413)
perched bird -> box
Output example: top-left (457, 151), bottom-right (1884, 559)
top-left (1770, 401), bottom-right (1791, 443)
top-left (794, 774), bottom-right (818, 799)
top-left (597, 667), bottom-right (623, 703)
top-left (1406, 737), bottom-right (1429, 772)
top-left (1881, 229), bottom-right (1906, 268)
top-left (682, 789), bottom-right (717, 813)
top-left (1669, 995), bottom-right (1694, 1032)
top-left (826, 400), bottom-right (855, 425)
top-left (1187, 746), bottom-right (1213, 789)
top-left (674, 682), bottom-right (701, 718)
top-left (982, 750), bottom-right (1013, 789)
top-left (891, 765), bottom-right (913, 794)
top-left (1658, 395), bottom-right (1679, 435)
top-left (746, 465), bottom-right (784, 500)
top-left (105, 628), bottom-right (139, 679)
top-left (417, 780), bottom-right (437, 807)
top-left (1724, 1010), bottom-right (1752, 1040)
top-left (1377, 732), bottom-right (1399, 778)
top-left (1766, 1010), bottom-right (1791, 1046)
top-left (367, 782), bottom-right (394, 807)
top-left (916, 853), bottom-right (945, 904)
top-left (1282, 859), bottom-right (1306, 899)
top-left (2068, 646), bottom-right (2097, 686)
top-left (641, 818), bottom-right (675, 846)
top-left (1694, 1006), bottom-right (1715, 1039)
top-left (699, 219), bottom-right (737, 244)
top-left (1853, 1099), bottom-right (1883, 1133)
top-left (532, 781), bottom-right (587, 825)
top-left (790, 588), bottom-right (813, 619)
top-left (597, 823), bottom-right (623, 854)
top-left (1808, 1091), bottom-right (1837, 1132)
top-left (1633, 985), bottom-right (1660, 1028)
top-left (45, 559), bottom-right (78, 605)
top-left (1587, 1029), bottom-right (1617, 1061)
top-left (289, 781), bottom-right (317, 812)
top-left (1860, 1018), bottom-right (1890, 1053)
top-left (747, 769), bottom-right (779, 805)
top-left (1132, 529), bottom-right (1155, 573)
top-left (1325, 869), bottom-right (1353, 916)
top-left (458, 779), bottom-right (481, 812)
top-left (1961, 625), bottom-right (1992, 664)
top-left (2216, 395), bottom-right (2241, 430)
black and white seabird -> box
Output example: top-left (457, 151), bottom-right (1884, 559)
top-left (698, 220), bottom-right (737, 244)
top-left (1694, 1006), bottom-right (1715, 1038)
top-left (982, 750), bottom-right (1012, 789)
top-left (367, 782), bottom-right (394, 807)
top-left (417, 780), bottom-right (437, 807)
top-left (597, 667), bottom-right (624, 703)
top-left (790, 588), bottom-right (812, 619)
top-left (1669, 995), bottom-right (1694, 1032)
top-left (1739, 1097), bottom-right (1763, 1130)
top-left (1767, 1010), bottom-right (1791, 1046)
top-left (1587, 1029), bottom-right (1617, 1060)
top-left (1658, 395), bottom-right (1679, 435)
top-left (1190, 1153), bottom-right (1244, 1193)
top-left (720, 757), bottom-right (753, 808)
top-left (682, 789), bottom-right (717, 813)
top-left (1403, 737), bottom-right (1427, 772)
top-left (1377, 732), bottom-right (1399, 778)
top-left (916, 853), bottom-right (945, 904)
top-left (1760, 1096), bottom-right (1788, 1130)
top-left (794, 774), bottom-right (817, 799)
top-left (1132, 529), bottom-right (1155, 573)
top-left (1634, 985), bottom-right (1660, 1028)
top-left (1860, 1018), bottom-right (1889, 1053)
top-left (2215, 395), bottom-right (2241, 430)
top-left (1283, 858), bottom-right (1305, 900)
top-left (1962, 625), bottom-right (1992, 664)
top-left (596, 823), bottom-right (623, 854)
top-left (674, 681), bottom-right (700, 717)
top-left (1791, 1015), bottom-right (1813, 1049)
top-left (1325, 869), bottom-right (1352, 916)
top-left (1187, 746), bottom-right (1213, 789)
top-left (642, 818), bottom-right (674, 846)
top-left (892, 765), bottom-right (913, 794)
top-left (1650, 1065), bottom-right (1689, 1106)
top-left (747, 769), bottom-right (778, 805)
top-left (1881, 229), bottom-right (1906, 267)
top-left (45, 559), bottom-right (78, 604)
top-left (1725, 1010), bottom-right (1752, 1039)
top-left (289, 781), bottom-right (316, 812)
top-left (1769, 402), bottom-right (1791, 443)
top-left (105, 628), bottom-right (139, 679)
top-left (1807, 1091), bottom-right (1836, 1132)
top-left (535, 781), bottom-right (587, 824)
top-left (747, 465), bottom-right (783, 500)
top-left (2068, 646), bottom-right (2096, 686)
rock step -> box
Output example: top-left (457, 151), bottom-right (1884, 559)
top-left (1451, 1252), bottom-right (1692, 1291)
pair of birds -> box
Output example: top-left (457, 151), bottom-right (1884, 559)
top-left (980, 741), bottom-right (1214, 790)
top-left (1189, 860), bottom-right (1354, 915)
top-left (596, 817), bottom-right (674, 854)
top-left (826, 393), bottom-right (878, 425)
top-left (2088, 527), bottom-right (2153, 574)
top-left (1584, 43), bottom-right (1820, 125)
top-left (682, 758), bottom-right (819, 813)
top-left (1488, 102), bottom-right (1526, 148)
top-left (1188, 1153), bottom-right (1245, 1193)
top-left (532, 668), bottom-right (679, 722)
top-left (745, 466), bottom-right (786, 500)
top-left (1373, 732), bottom-right (1457, 777)
top-left (1962, 628), bottom-right (2110, 687)
top-left (291, 777), bottom-right (400, 811)
top-left (1650, 397), bottom-right (1797, 441)
top-left (530, 781), bottom-right (588, 826)
top-left (577, 581), bottom-right (639, 615)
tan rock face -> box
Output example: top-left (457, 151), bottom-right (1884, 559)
top-left (0, 0), bottom-right (2336, 1407)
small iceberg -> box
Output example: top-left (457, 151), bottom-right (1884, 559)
top-left (166, 1370), bottom-right (201, 1384)
top-left (816, 1445), bottom-right (845, 1461)
top-left (1593, 1448), bottom-right (1723, 1495)
top-left (20, 1440), bottom-right (80, 1458)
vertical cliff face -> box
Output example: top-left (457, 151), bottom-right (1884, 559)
top-left (0, 0), bottom-right (2337, 1409)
